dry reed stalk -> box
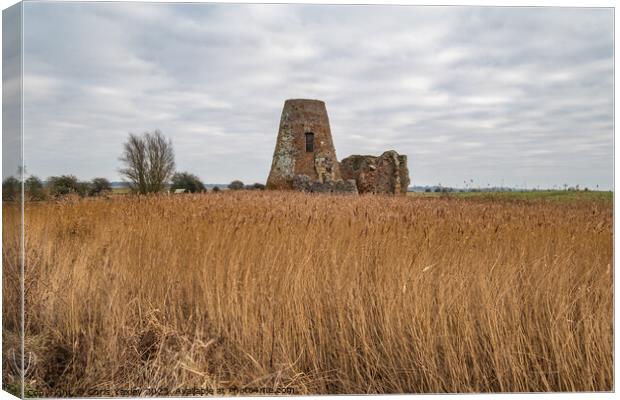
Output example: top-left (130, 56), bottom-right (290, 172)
top-left (2, 191), bottom-right (613, 394)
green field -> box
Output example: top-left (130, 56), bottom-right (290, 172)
top-left (111, 187), bottom-right (132, 194)
top-left (408, 190), bottom-right (613, 202)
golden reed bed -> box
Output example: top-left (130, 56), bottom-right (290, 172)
top-left (2, 191), bottom-right (613, 395)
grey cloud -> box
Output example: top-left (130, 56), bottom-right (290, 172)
top-left (19, 3), bottom-right (613, 189)
top-left (3, 2), bottom-right (22, 180)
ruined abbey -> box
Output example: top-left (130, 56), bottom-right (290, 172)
top-left (266, 99), bottom-right (410, 194)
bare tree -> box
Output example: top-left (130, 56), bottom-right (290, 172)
top-left (119, 133), bottom-right (148, 194)
top-left (119, 130), bottom-right (175, 194)
top-left (145, 132), bottom-right (175, 193)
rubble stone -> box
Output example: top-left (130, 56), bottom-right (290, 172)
top-left (293, 175), bottom-right (358, 194)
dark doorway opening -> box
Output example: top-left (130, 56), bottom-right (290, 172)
top-left (305, 132), bottom-right (314, 152)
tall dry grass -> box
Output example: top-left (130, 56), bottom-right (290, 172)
top-left (2, 191), bottom-right (613, 395)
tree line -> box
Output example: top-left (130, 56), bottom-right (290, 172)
top-left (2, 175), bottom-right (112, 201)
top-left (2, 129), bottom-right (264, 201)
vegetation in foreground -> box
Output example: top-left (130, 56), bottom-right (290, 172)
top-left (2, 191), bottom-right (613, 395)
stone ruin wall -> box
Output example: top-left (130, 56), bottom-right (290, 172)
top-left (266, 99), bottom-right (410, 195)
top-left (340, 151), bottom-right (410, 195)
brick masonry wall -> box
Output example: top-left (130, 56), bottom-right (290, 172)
top-left (267, 99), bottom-right (342, 189)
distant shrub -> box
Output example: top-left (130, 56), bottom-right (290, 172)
top-left (241, 183), bottom-right (265, 190)
top-left (212, 186), bottom-right (221, 193)
top-left (90, 178), bottom-right (112, 196)
top-left (228, 180), bottom-right (244, 190)
top-left (25, 176), bottom-right (47, 201)
top-left (47, 175), bottom-right (79, 197)
top-left (48, 175), bottom-right (90, 197)
top-left (2, 176), bottom-right (20, 201)
top-left (75, 181), bottom-right (92, 197)
top-left (171, 172), bottom-right (205, 193)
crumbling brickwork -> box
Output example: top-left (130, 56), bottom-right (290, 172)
top-left (340, 151), bottom-right (410, 195)
top-left (267, 99), bottom-right (342, 190)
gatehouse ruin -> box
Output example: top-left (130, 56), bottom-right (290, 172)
top-left (266, 99), bottom-right (410, 194)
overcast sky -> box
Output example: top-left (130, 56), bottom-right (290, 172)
top-left (15, 3), bottom-right (614, 188)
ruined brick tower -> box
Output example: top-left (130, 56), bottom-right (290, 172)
top-left (267, 98), bottom-right (409, 194)
top-left (267, 99), bottom-right (343, 190)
